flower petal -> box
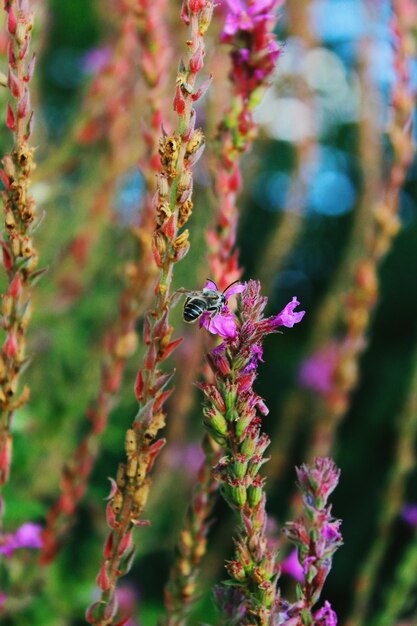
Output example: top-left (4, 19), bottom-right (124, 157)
top-left (273, 296), bottom-right (305, 328)
top-left (224, 281), bottom-right (246, 299)
top-left (208, 313), bottom-right (238, 339)
top-left (204, 279), bottom-right (218, 291)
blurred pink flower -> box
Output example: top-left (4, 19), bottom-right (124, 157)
top-left (281, 548), bottom-right (304, 583)
top-left (402, 503), bottom-right (417, 527)
top-left (298, 343), bottom-right (340, 395)
top-left (0, 522), bottom-right (43, 558)
top-left (166, 442), bottom-right (205, 476)
top-left (116, 583), bottom-right (140, 626)
top-left (81, 46), bottom-right (112, 74)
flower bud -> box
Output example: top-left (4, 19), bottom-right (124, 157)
top-left (198, 1), bottom-right (213, 33)
top-left (232, 456), bottom-right (248, 480)
top-left (248, 483), bottom-right (263, 508)
top-left (230, 483), bottom-right (247, 508)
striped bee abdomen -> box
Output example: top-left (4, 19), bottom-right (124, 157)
top-left (183, 297), bottom-right (208, 322)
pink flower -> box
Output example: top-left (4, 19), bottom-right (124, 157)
top-left (199, 280), bottom-right (245, 339)
top-left (298, 343), bottom-right (340, 395)
top-left (0, 522), bottom-right (43, 557)
top-left (270, 297), bottom-right (306, 329)
top-left (315, 601), bottom-right (337, 625)
top-left (221, 0), bottom-right (278, 38)
top-left (281, 549), bottom-right (304, 583)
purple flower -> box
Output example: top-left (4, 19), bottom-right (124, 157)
top-left (402, 504), bottom-right (417, 527)
top-left (315, 601), bottom-right (338, 625)
top-left (0, 522), bottom-right (43, 558)
top-left (272, 297), bottom-right (305, 328)
top-left (298, 343), bottom-right (340, 395)
top-left (322, 521), bottom-right (342, 543)
top-left (281, 549), bottom-right (304, 583)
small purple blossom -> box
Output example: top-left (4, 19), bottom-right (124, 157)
top-left (272, 297), bottom-right (306, 329)
top-left (315, 601), bottom-right (338, 625)
top-left (298, 343), bottom-right (340, 395)
top-left (81, 46), bottom-right (112, 75)
top-left (402, 503), bottom-right (417, 527)
top-left (0, 522), bottom-right (43, 557)
top-left (281, 549), bottom-right (304, 583)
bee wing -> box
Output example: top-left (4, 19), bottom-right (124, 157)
top-left (172, 288), bottom-right (195, 309)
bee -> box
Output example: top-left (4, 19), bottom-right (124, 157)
top-left (181, 279), bottom-right (240, 323)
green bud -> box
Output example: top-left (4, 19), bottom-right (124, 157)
top-left (248, 483), bottom-right (263, 508)
top-left (235, 413), bottom-right (252, 439)
top-left (205, 410), bottom-right (227, 436)
top-left (233, 459), bottom-right (248, 480)
top-left (230, 484), bottom-right (247, 508)
top-left (240, 434), bottom-right (257, 457)
top-left (255, 580), bottom-right (274, 608)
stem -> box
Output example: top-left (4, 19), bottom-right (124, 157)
top-left (86, 3), bottom-right (214, 624)
top-left (0, 0), bottom-right (39, 521)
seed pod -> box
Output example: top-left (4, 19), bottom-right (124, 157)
top-left (125, 429), bottom-right (137, 456)
top-left (126, 456), bottom-right (138, 479)
top-left (116, 463), bottom-right (126, 489)
top-left (112, 490), bottom-right (123, 515)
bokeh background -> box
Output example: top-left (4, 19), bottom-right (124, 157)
top-left (1, 0), bottom-right (417, 624)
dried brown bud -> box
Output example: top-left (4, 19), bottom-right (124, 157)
top-left (112, 490), bottom-right (123, 515)
top-left (116, 464), bottom-right (126, 489)
top-left (173, 229), bottom-right (189, 250)
top-left (177, 169), bottom-right (192, 194)
top-left (178, 200), bottom-right (193, 228)
top-left (156, 200), bottom-right (172, 226)
top-left (186, 129), bottom-right (204, 155)
top-left (132, 479), bottom-right (151, 512)
top-left (125, 429), bottom-right (137, 456)
top-left (156, 174), bottom-right (169, 197)
top-left (126, 456), bottom-right (138, 479)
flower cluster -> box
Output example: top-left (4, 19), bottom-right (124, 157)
top-left (0, 0), bottom-right (38, 498)
top-left (283, 458), bottom-right (342, 624)
top-left (199, 280), bottom-right (304, 623)
top-left (221, 0), bottom-right (283, 99)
